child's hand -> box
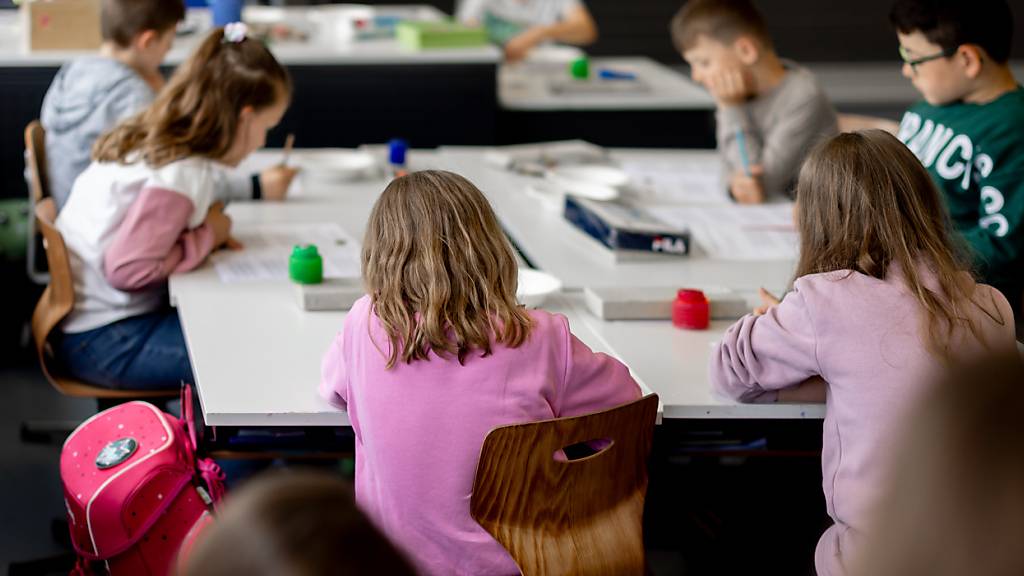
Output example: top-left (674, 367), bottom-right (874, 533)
top-left (504, 28), bottom-right (544, 62)
top-left (224, 236), bottom-right (244, 251)
top-left (753, 287), bottom-right (780, 316)
top-left (777, 376), bottom-right (827, 403)
top-left (260, 165), bottom-right (299, 202)
top-left (704, 66), bottom-right (753, 106)
top-left (204, 202), bottom-right (233, 247)
top-left (729, 165), bottom-right (764, 204)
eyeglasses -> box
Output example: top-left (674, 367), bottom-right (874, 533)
top-left (899, 45), bottom-right (957, 73)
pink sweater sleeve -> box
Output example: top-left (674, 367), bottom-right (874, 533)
top-left (104, 186), bottom-right (216, 292)
top-left (710, 285), bottom-right (821, 403)
top-left (320, 331), bottom-right (348, 410)
top-left (555, 316), bottom-right (642, 418)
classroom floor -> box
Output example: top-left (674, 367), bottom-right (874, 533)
top-left (1, 347), bottom-right (825, 576)
top-left (1, 357), bottom-right (94, 574)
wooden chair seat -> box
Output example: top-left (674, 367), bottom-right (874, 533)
top-left (31, 197), bottom-right (174, 401)
top-left (471, 393), bottom-right (660, 576)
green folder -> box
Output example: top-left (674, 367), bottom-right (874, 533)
top-left (396, 20), bottom-right (488, 50)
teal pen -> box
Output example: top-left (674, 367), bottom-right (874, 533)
top-left (736, 128), bottom-right (751, 176)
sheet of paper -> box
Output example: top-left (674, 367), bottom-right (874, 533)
top-left (619, 157), bottom-right (726, 205)
top-left (211, 222), bottom-right (361, 283)
top-left (647, 203), bottom-right (798, 261)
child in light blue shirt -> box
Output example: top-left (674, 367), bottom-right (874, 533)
top-left (457, 0), bottom-right (597, 61)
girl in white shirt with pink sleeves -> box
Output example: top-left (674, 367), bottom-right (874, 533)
top-left (55, 25), bottom-right (290, 391)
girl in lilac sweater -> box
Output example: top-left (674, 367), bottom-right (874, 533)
top-left (319, 170), bottom-right (641, 575)
top-left (709, 130), bottom-right (1017, 576)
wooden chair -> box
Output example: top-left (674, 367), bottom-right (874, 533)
top-left (25, 120), bottom-right (49, 204)
top-left (25, 120), bottom-right (50, 284)
top-left (31, 198), bottom-right (174, 402)
top-left (471, 393), bottom-right (660, 576)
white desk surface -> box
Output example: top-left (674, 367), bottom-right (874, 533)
top-left (500, 56), bottom-right (714, 111)
top-left (170, 148), bottom-right (821, 426)
top-left (559, 293), bottom-right (824, 420)
top-left (0, 5), bottom-right (501, 67)
top-left (167, 186), bottom-right (638, 426)
top-left (169, 193), bottom-right (372, 427)
top-left (438, 146), bottom-right (797, 293)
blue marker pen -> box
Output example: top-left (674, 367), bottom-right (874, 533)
top-left (598, 68), bottom-right (637, 80)
top-left (736, 128), bottom-right (751, 176)
top-left (388, 138), bottom-right (409, 178)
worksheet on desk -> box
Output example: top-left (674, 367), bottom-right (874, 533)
top-left (210, 222), bottom-right (361, 283)
top-left (647, 203), bottom-right (798, 261)
top-left (619, 156), bottom-right (726, 205)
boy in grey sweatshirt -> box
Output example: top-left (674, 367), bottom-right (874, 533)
top-left (671, 0), bottom-right (838, 203)
top-left (41, 0), bottom-right (184, 211)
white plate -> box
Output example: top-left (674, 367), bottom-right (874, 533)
top-left (550, 164), bottom-right (630, 188)
top-left (524, 181), bottom-right (565, 212)
top-left (522, 44), bottom-right (585, 64)
top-left (517, 269), bottom-right (563, 308)
top-left (546, 175), bottom-right (619, 201)
top-left (296, 151), bottom-right (378, 182)
top-left (546, 165), bottom-right (628, 201)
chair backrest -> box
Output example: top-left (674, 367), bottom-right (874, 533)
top-left (471, 393), bottom-right (660, 576)
top-left (31, 198), bottom-right (73, 357)
top-left (24, 120), bottom-right (50, 204)
top-left (30, 199), bottom-right (168, 400)
top-left (25, 120), bottom-right (51, 284)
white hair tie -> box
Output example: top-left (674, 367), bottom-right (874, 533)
top-left (223, 22), bottom-right (248, 43)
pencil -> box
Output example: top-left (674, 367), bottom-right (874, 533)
top-left (736, 128), bottom-right (751, 176)
top-left (282, 133), bottom-right (295, 166)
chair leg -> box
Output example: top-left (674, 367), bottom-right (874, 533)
top-left (7, 552), bottom-right (77, 575)
top-left (96, 397), bottom-right (133, 412)
top-left (21, 398), bottom-right (169, 445)
top-left (20, 398), bottom-right (126, 444)
top-left (51, 516), bottom-right (70, 550)
top-left (19, 420), bottom-right (79, 444)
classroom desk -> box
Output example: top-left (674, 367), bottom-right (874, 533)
top-left (497, 56), bottom-right (716, 148)
top-left (0, 5), bottom-right (500, 203)
top-left (500, 56), bottom-right (713, 111)
top-left (167, 163), bottom-right (640, 426)
top-left (565, 299), bottom-right (825, 420)
top-left (169, 148), bottom-right (822, 429)
top-left (0, 6), bottom-right (499, 67)
top-left (438, 146), bottom-right (797, 294)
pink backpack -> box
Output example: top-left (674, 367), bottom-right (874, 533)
top-left (60, 386), bottom-right (224, 575)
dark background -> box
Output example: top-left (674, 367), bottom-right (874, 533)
top-left (5, 0), bottom-right (1024, 63)
top-left (311, 0), bottom-right (1024, 63)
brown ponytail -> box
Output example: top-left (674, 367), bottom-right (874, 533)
top-left (93, 27), bottom-right (291, 167)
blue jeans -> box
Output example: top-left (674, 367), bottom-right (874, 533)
top-left (56, 309), bottom-right (194, 391)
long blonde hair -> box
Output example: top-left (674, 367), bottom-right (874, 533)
top-left (93, 27), bottom-right (291, 167)
top-left (362, 170), bottom-right (534, 368)
top-left (794, 129), bottom-right (994, 360)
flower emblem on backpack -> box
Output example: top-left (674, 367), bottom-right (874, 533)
top-left (95, 437), bottom-right (138, 470)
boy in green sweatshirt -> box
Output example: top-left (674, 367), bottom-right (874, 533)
top-left (892, 0), bottom-right (1024, 320)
